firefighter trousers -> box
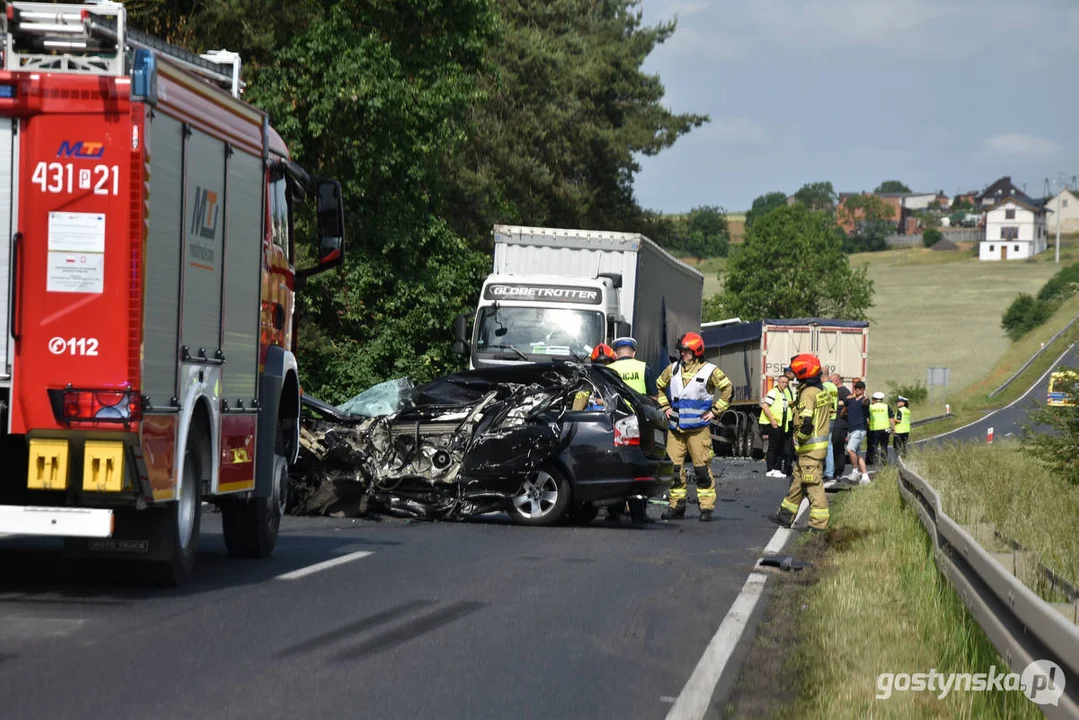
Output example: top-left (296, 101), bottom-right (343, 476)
top-left (776, 454), bottom-right (829, 530)
top-left (667, 426), bottom-right (715, 511)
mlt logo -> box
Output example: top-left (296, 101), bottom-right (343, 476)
top-left (190, 187), bottom-right (219, 240)
top-left (57, 140), bottom-right (104, 158)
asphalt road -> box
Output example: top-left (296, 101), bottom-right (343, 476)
top-left (917, 342), bottom-right (1078, 447)
top-left (0, 459), bottom-right (788, 720)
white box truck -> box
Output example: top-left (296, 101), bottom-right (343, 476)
top-left (700, 318), bottom-right (870, 457)
top-left (453, 225), bottom-right (704, 371)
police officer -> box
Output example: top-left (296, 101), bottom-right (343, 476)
top-left (655, 332), bottom-right (733, 522)
top-left (866, 391), bottom-right (893, 466)
top-left (773, 353), bottom-right (831, 531)
top-left (609, 337), bottom-right (657, 396)
top-left (892, 396), bottom-right (911, 457)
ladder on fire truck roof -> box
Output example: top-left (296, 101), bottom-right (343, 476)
top-left (0, 0), bottom-right (244, 97)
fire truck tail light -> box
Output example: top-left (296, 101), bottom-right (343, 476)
top-left (50, 389), bottom-right (141, 424)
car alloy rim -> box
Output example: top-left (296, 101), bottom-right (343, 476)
top-left (512, 470), bottom-right (559, 518)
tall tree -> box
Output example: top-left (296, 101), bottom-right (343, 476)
top-left (682, 205), bottom-right (730, 260)
top-left (793, 181), bottom-right (837, 212)
top-left (745, 191), bottom-right (788, 229)
top-left (874, 180), bottom-right (911, 193)
top-left (711, 205), bottom-right (873, 321)
top-left (439, 0), bottom-right (707, 240)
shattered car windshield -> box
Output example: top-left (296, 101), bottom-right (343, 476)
top-left (335, 377), bottom-right (415, 418)
top-left (475, 306), bottom-right (604, 357)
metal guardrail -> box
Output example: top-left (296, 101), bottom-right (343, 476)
top-left (988, 313), bottom-right (1079, 399)
top-left (910, 411), bottom-right (955, 428)
top-left (896, 459), bottom-right (1079, 718)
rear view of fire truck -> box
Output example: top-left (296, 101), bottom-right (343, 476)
top-left (0, 2), bottom-right (345, 583)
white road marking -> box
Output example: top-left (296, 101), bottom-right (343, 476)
top-left (276, 550), bottom-right (373, 580)
top-left (665, 500), bottom-right (810, 720)
top-left (917, 342), bottom-right (1076, 444)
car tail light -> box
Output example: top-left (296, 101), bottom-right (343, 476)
top-left (53, 389), bottom-right (141, 424)
top-left (614, 415), bottom-right (640, 446)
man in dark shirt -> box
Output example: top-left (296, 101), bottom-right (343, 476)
top-left (831, 376), bottom-right (851, 479)
top-left (842, 381), bottom-right (870, 484)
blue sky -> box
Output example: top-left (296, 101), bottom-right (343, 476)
top-left (635, 0), bottom-right (1079, 213)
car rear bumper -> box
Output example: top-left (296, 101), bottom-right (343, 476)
top-left (570, 456), bottom-right (673, 503)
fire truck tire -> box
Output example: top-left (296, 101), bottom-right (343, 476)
top-left (222, 452), bottom-right (287, 558)
top-left (148, 437), bottom-right (203, 586)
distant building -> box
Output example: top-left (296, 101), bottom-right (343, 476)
top-left (979, 195), bottom-right (1049, 261)
top-left (976, 176), bottom-right (1026, 208)
top-left (836, 191), bottom-right (937, 235)
top-left (1044, 188), bottom-right (1079, 234)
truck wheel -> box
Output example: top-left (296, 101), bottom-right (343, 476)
top-left (222, 452), bottom-right (287, 558)
top-left (151, 438), bottom-right (202, 585)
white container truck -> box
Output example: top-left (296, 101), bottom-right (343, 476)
top-left (700, 318), bottom-right (870, 457)
top-left (453, 225), bottom-right (704, 371)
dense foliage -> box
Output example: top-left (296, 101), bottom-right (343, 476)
top-left (708, 205), bottom-right (873, 321)
top-left (127, 1), bottom-right (703, 401)
top-left (1001, 262), bottom-right (1079, 341)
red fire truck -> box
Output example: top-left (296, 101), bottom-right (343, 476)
top-left (0, 2), bottom-right (345, 583)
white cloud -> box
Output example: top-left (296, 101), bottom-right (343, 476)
top-left (984, 134), bottom-right (1062, 159)
top-left (664, 0), bottom-right (711, 17)
top-left (748, 0), bottom-right (959, 45)
top-left (699, 118), bottom-right (767, 145)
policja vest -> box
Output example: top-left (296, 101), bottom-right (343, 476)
top-left (667, 361), bottom-right (718, 432)
top-left (821, 380), bottom-right (838, 421)
top-left (868, 401), bottom-right (890, 431)
top-left (608, 358), bottom-right (647, 394)
top-left (894, 407), bottom-right (911, 434)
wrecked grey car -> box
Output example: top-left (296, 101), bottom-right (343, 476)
top-left (292, 361), bottom-right (673, 526)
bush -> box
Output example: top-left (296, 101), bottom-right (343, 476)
top-left (1036, 261), bottom-right (1079, 303)
top-left (1001, 292), bottom-right (1053, 341)
top-left (885, 379), bottom-right (928, 407)
top-left (922, 228), bottom-right (942, 248)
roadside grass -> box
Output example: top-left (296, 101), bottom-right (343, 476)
top-left (907, 442), bottom-right (1079, 585)
top-left (912, 294), bottom-right (1079, 438)
top-left (780, 476), bottom-right (1040, 719)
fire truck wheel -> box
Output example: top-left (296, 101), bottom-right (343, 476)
top-left (150, 438), bottom-right (202, 585)
top-left (222, 452), bottom-right (287, 558)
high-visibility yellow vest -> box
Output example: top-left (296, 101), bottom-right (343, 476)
top-left (782, 387), bottom-right (796, 431)
top-left (609, 358), bottom-right (647, 394)
top-left (895, 407), bottom-right (911, 433)
top-left (759, 387), bottom-right (788, 427)
top-left (868, 402), bottom-right (890, 431)
top-left (821, 381), bottom-right (838, 420)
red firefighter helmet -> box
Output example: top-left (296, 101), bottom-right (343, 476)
top-left (676, 332), bottom-right (706, 359)
top-left (590, 343), bottom-right (616, 364)
top-left (789, 353), bottom-right (822, 380)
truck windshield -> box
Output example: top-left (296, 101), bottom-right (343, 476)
top-left (475, 306), bottom-right (604, 358)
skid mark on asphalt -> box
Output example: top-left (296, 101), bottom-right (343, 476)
top-left (334, 601), bottom-right (487, 662)
top-left (275, 600), bottom-right (435, 659)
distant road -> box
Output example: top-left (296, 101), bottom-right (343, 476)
top-left (916, 342), bottom-right (1078, 447)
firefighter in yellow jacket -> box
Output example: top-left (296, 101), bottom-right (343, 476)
top-left (772, 353), bottom-right (831, 531)
top-left (655, 332), bottom-right (733, 522)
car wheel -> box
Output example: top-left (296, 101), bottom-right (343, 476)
top-left (508, 467), bottom-right (571, 526)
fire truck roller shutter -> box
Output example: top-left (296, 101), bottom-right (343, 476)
top-left (143, 113), bottom-right (184, 405)
top-left (0, 118), bottom-right (15, 382)
top-left (180, 127), bottom-right (224, 362)
top-left (221, 148), bottom-right (262, 405)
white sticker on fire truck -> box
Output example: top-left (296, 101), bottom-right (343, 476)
top-left (47, 212), bottom-right (105, 294)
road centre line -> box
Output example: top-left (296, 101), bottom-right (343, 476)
top-left (276, 550), bottom-right (373, 580)
top-left (665, 499), bottom-right (810, 720)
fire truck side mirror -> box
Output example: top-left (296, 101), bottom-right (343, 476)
top-left (316, 179), bottom-right (345, 268)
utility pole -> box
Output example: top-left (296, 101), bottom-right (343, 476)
top-left (1056, 184), bottom-right (1062, 264)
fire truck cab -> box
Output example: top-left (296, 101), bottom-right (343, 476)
top-left (0, 1), bottom-right (345, 583)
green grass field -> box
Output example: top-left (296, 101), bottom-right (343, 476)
top-left (695, 236), bottom-right (1079, 396)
